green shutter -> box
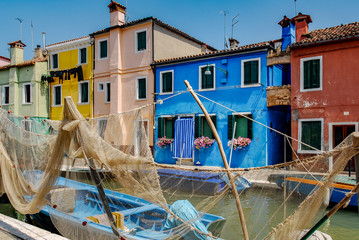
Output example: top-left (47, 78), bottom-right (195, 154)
top-left (301, 121), bottom-right (321, 150)
top-left (172, 117), bottom-right (177, 138)
top-left (137, 31), bottom-right (146, 51)
top-left (236, 117), bottom-right (248, 138)
top-left (250, 61), bottom-right (259, 84)
top-left (228, 115), bottom-right (233, 139)
top-left (244, 61), bottom-right (251, 85)
top-left (138, 78), bottom-right (146, 99)
top-left (203, 117), bottom-right (212, 138)
top-left (195, 116), bottom-right (200, 138)
top-left (53, 54), bottom-right (58, 69)
top-left (81, 82), bottom-right (89, 103)
top-left (201, 66), bottom-right (214, 89)
top-left (81, 48), bottom-right (87, 63)
top-left (311, 59), bottom-right (320, 88)
top-left (100, 41), bottom-right (107, 58)
top-left (304, 61), bottom-right (310, 89)
top-left (162, 72), bottom-right (172, 93)
top-left (55, 86), bottom-right (61, 105)
top-left (158, 117), bottom-right (164, 138)
top-left (301, 122), bottom-right (311, 150)
top-left (165, 118), bottom-right (173, 138)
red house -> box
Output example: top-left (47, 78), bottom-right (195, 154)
top-left (291, 13), bottom-right (359, 171)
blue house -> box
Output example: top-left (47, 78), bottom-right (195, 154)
top-left (153, 18), bottom-right (293, 168)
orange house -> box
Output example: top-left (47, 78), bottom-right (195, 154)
top-left (291, 14), bottom-right (359, 171)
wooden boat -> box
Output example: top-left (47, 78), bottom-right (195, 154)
top-left (268, 174), bottom-right (358, 207)
top-left (32, 176), bottom-right (226, 240)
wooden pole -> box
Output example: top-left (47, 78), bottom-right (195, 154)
top-left (229, 121), bottom-right (237, 167)
top-left (184, 80), bottom-right (249, 240)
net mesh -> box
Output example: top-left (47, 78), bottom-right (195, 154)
top-left (0, 96), bottom-right (357, 240)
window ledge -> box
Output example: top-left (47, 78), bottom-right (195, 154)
top-left (135, 49), bottom-right (147, 53)
top-left (300, 88), bottom-right (322, 92)
top-left (160, 92), bottom-right (174, 95)
top-left (136, 98), bottom-right (147, 101)
top-left (105, 101), bottom-right (111, 104)
top-left (77, 102), bottom-right (90, 105)
top-left (198, 88), bottom-right (215, 92)
top-left (22, 103), bottom-right (32, 105)
top-left (297, 150), bottom-right (322, 154)
top-left (52, 105), bottom-right (62, 107)
top-left (241, 84), bottom-right (261, 88)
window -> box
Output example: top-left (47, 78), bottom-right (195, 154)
top-left (52, 54), bottom-right (58, 69)
top-left (53, 84), bottom-right (62, 106)
top-left (300, 56), bottom-right (322, 91)
top-left (158, 117), bottom-right (176, 139)
top-left (228, 114), bottom-right (253, 139)
top-left (79, 47), bottom-right (87, 64)
top-left (21, 120), bottom-right (31, 140)
top-left (242, 58), bottom-right (260, 87)
top-left (98, 83), bottom-right (104, 91)
top-left (97, 118), bottom-right (108, 139)
top-left (79, 81), bottom-right (89, 104)
top-left (199, 65), bottom-right (215, 90)
top-left (3, 85), bottom-right (9, 105)
top-left (195, 115), bottom-right (217, 139)
top-left (299, 119), bottom-right (323, 153)
top-left (160, 70), bottom-right (174, 94)
top-left (105, 82), bottom-right (111, 103)
top-left (23, 83), bottom-right (31, 104)
top-left (136, 30), bottom-right (147, 52)
top-left (99, 39), bottom-right (108, 59)
top-left (136, 77), bottom-right (147, 100)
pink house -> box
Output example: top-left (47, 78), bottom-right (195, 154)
top-left (90, 1), bottom-right (215, 148)
top-left (0, 56), bottom-right (10, 67)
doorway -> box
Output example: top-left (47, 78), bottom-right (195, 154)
top-left (332, 124), bottom-right (356, 174)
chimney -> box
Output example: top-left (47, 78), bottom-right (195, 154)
top-left (8, 40), bottom-right (26, 65)
top-left (108, 0), bottom-right (126, 27)
top-left (34, 45), bottom-right (43, 58)
top-left (278, 16), bottom-right (295, 51)
top-left (292, 13), bottom-right (312, 42)
top-left (229, 38), bottom-right (239, 49)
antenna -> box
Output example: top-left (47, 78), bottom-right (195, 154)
top-left (15, 18), bottom-right (23, 40)
top-left (42, 32), bottom-right (46, 51)
top-left (231, 13), bottom-right (239, 39)
top-left (220, 10), bottom-right (228, 49)
top-left (31, 21), bottom-right (34, 57)
top-left (125, 0), bottom-right (129, 23)
top-left (294, 0), bottom-right (297, 15)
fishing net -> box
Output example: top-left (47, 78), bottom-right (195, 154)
top-left (0, 95), bottom-right (357, 240)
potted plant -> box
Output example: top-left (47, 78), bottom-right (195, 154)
top-left (227, 136), bottom-right (251, 150)
top-left (194, 136), bottom-right (215, 150)
top-left (156, 136), bottom-right (174, 148)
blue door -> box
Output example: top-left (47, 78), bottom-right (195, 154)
top-left (173, 118), bottom-right (194, 159)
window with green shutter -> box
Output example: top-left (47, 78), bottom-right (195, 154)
top-left (80, 48), bottom-right (87, 64)
top-left (301, 120), bottom-right (322, 151)
top-left (303, 59), bottom-right (320, 89)
top-left (137, 31), bottom-right (147, 52)
top-left (137, 78), bottom-right (146, 99)
top-left (79, 82), bottom-right (89, 103)
top-left (52, 54), bottom-right (58, 69)
top-left (200, 65), bottom-right (214, 90)
top-left (195, 116), bottom-right (216, 139)
top-left (228, 114), bottom-right (253, 139)
top-left (53, 85), bottom-right (62, 106)
top-left (243, 60), bottom-right (259, 85)
top-left (158, 117), bottom-right (176, 138)
top-left (100, 40), bottom-right (108, 59)
top-left (161, 71), bottom-right (173, 93)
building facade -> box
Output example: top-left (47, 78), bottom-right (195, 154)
top-left (46, 36), bottom-right (93, 120)
top-left (153, 38), bottom-right (291, 167)
top-left (0, 41), bottom-right (48, 126)
top-left (291, 15), bottom-right (359, 171)
top-left (90, 1), bottom-right (215, 149)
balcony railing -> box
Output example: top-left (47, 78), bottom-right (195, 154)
top-left (267, 85), bottom-right (291, 107)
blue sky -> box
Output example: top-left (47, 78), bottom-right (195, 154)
top-left (1, 0), bottom-right (358, 60)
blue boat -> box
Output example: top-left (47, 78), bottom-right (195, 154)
top-left (268, 174), bottom-right (358, 208)
top-left (157, 169), bottom-right (252, 195)
top-left (32, 176), bottom-right (226, 240)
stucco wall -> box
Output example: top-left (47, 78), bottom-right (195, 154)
top-left (153, 24), bottom-right (203, 61)
top-left (291, 39), bottom-right (359, 157)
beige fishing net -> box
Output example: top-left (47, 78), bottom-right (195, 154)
top-left (0, 96), bottom-right (358, 240)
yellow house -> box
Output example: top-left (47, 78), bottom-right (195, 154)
top-left (45, 36), bottom-right (93, 120)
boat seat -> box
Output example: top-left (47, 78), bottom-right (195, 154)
top-left (116, 204), bottom-right (160, 217)
top-left (50, 187), bottom-right (76, 213)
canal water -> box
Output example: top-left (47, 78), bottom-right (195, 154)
top-left (1, 187), bottom-right (359, 239)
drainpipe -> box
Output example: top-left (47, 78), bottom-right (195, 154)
top-left (90, 37), bottom-right (95, 118)
top-left (151, 20), bottom-right (156, 153)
